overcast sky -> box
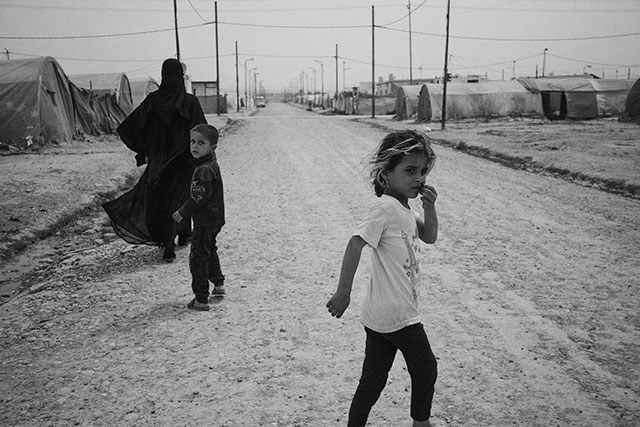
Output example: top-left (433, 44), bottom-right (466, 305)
top-left (2, 0), bottom-right (640, 93)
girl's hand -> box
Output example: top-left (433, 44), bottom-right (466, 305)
top-left (420, 184), bottom-right (438, 208)
top-left (326, 291), bottom-right (350, 318)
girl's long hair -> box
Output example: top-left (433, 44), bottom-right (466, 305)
top-left (369, 130), bottom-right (436, 197)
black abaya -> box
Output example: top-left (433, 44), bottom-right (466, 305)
top-left (103, 59), bottom-right (206, 249)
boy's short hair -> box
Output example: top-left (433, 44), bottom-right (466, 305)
top-left (191, 124), bottom-right (219, 145)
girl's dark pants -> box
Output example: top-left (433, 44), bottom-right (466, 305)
top-left (348, 323), bottom-right (437, 426)
top-left (190, 224), bottom-right (224, 303)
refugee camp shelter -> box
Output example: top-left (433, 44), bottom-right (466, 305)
top-left (68, 73), bottom-right (129, 133)
top-left (517, 76), bottom-right (635, 120)
top-left (0, 56), bottom-right (77, 146)
top-left (357, 93), bottom-right (396, 116)
top-left (421, 80), bottom-right (543, 122)
top-left (129, 77), bottom-right (159, 108)
top-left (393, 85), bottom-right (425, 121)
top-left (620, 77), bottom-right (640, 123)
top-left (69, 72), bottom-right (133, 114)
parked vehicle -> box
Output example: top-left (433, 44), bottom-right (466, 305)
top-left (256, 95), bottom-right (266, 108)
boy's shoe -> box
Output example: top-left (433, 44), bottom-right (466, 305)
top-left (210, 286), bottom-right (226, 298)
top-left (163, 246), bottom-right (176, 262)
top-left (187, 298), bottom-right (210, 311)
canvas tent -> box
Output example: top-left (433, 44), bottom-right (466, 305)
top-left (422, 80), bottom-right (543, 122)
top-left (357, 93), bottom-right (396, 116)
top-left (393, 85), bottom-right (424, 121)
top-left (517, 77), bottom-right (635, 120)
top-left (620, 77), bottom-right (640, 123)
top-left (129, 77), bottom-right (159, 108)
top-left (0, 56), bottom-right (77, 146)
top-left (69, 72), bottom-right (134, 114)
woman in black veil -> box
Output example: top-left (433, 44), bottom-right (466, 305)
top-left (103, 58), bottom-right (207, 261)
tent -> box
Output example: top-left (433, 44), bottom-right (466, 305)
top-left (356, 93), bottom-right (396, 116)
top-left (393, 85), bottom-right (424, 120)
top-left (129, 77), bottom-right (159, 108)
top-left (0, 56), bottom-right (77, 146)
top-left (423, 80), bottom-right (543, 121)
top-left (334, 91), bottom-right (355, 115)
top-left (620, 77), bottom-right (640, 123)
top-left (517, 76), bottom-right (635, 120)
top-left (69, 72), bottom-right (134, 114)
top-left (591, 78), bottom-right (636, 117)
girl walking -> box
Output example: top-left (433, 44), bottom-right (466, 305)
top-left (326, 130), bottom-right (439, 427)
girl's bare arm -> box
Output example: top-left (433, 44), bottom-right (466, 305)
top-left (418, 185), bottom-right (438, 244)
top-left (326, 235), bottom-right (367, 318)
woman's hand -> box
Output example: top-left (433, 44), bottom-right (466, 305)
top-left (172, 210), bottom-right (183, 223)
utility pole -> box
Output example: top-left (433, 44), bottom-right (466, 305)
top-left (342, 61), bottom-right (348, 91)
top-left (371, 5), bottom-right (376, 119)
top-left (244, 58), bottom-right (254, 109)
top-left (254, 71), bottom-right (259, 99)
top-left (314, 60), bottom-right (324, 107)
top-left (309, 67), bottom-right (316, 94)
top-left (248, 67), bottom-right (257, 107)
top-left (215, 1), bottom-right (220, 116)
top-left (173, 0), bottom-right (180, 61)
top-left (335, 44), bottom-right (339, 97)
top-left (441, 0), bottom-right (451, 130)
top-left (408, 0), bottom-right (413, 84)
top-left (235, 41), bottom-right (240, 112)
top-left (542, 48), bottom-right (548, 77)
top-left (512, 60), bottom-right (516, 79)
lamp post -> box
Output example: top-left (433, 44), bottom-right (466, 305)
top-left (244, 58), bottom-right (254, 109)
top-left (253, 71), bottom-right (259, 101)
top-left (342, 61), bottom-right (350, 91)
top-left (248, 67), bottom-right (257, 107)
top-left (314, 60), bottom-right (324, 108)
top-left (308, 67), bottom-right (317, 94)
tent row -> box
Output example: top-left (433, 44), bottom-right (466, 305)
top-left (392, 77), bottom-right (638, 122)
top-left (0, 56), bottom-right (157, 148)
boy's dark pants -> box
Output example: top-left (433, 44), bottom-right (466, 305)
top-left (189, 224), bottom-right (224, 303)
top-left (348, 323), bottom-right (438, 427)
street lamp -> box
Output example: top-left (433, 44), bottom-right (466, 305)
top-left (253, 71), bottom-right (259, 101)
top-left (244, 58), bottom-right (254, 109)
top-left (314, 60), bottom-right (324, 108)
top-left (308, 67), bottom-right (317, 94)
top-left (248, 67), bottom-right (257, 107)
top-left (342, 61), bottom-right (350, 91)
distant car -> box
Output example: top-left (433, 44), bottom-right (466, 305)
top-left (256, 96), bottom-right (266, 108)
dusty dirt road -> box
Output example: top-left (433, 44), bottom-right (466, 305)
top-left (1, 102), bottom-right (639, 426)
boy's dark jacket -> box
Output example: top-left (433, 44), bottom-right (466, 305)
top-left (177, 153), bottom-right (225, 227)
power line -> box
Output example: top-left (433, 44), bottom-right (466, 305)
top-left (4, 18), bottom-right (639, 43)
top-left (378, 25), bottom-right (640, 42)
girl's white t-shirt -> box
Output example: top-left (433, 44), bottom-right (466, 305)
top-left (354, 194), bottom-right (422, 333)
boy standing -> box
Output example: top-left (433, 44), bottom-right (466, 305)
top-left (172, 124), bottom-right (225, 311)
